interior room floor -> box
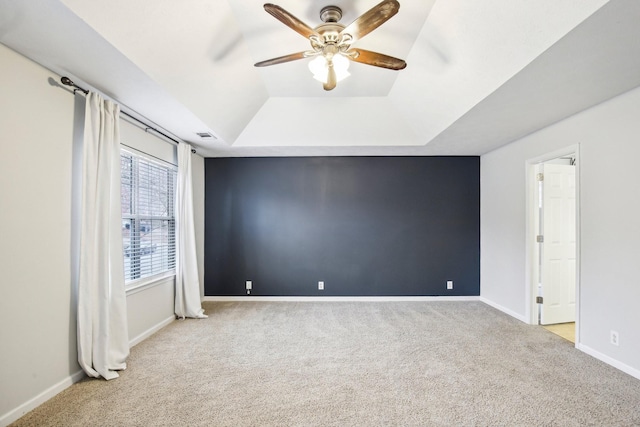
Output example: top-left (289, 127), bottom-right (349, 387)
top-left (542, 322), bottom-right (576, 343)
top-left (12, 304), bottom-right (640, 426)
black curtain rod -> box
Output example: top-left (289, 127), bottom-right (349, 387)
top-left (60, 76), bottom-right (196, 153)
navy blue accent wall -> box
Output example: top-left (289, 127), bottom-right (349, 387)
top-left (204, 156), bottom-right (479, 296)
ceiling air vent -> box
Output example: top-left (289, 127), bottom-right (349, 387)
top-left (196, 132), bottom-right (216, 140)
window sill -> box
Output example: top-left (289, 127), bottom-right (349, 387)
top-left (126, 271), bottom-right (175, 296)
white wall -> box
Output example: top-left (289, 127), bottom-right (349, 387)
top-left (120, 119), bottom-right (177, 165)
top-left (127, 277), bottom-right (175, 346)
top-left (0, 44), bottom-right (177, 426)
top-left (481, 85), bottom-right (640, 377)
top-left (0, 42), bottom-right (79, 425)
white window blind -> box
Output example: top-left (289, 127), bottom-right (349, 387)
top-left (121, 150), bottom-right (176, 283)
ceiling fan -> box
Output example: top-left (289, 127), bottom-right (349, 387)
top-left (254, 0), bottom-right (407, 91)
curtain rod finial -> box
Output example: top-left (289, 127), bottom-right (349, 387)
top-left (61, 76), bottom-right (88, 94)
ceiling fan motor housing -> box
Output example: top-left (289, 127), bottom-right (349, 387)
top-left (316, 6), bottom-right (346, 46)
top-left (316, 24), bottom-right (345, 45)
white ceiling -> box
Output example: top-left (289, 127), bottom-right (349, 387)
top-left (2, 0), bottom-right (640, 157)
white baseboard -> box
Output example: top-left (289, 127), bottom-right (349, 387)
top-left (204, 296), bottom-right (481, 302)
top-left (577, 343), bottom-right (640, 381)
top-left (479, 297), bottom-right (529, 323)
top-left (129, 315), bottom-right (175, 347)
top-left (0, 369), bottom-right (85, 427)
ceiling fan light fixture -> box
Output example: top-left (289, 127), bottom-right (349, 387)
top-left (309, 56), bottom-right (328, 83)
top-left (333, 53), bottom-right (351, 80)
top-left (308, 54), bottom-right (350, 84)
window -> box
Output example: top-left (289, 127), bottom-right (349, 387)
top-left (121, 150), bottom-right (177, 283)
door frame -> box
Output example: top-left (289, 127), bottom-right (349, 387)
top-left (525, 144), bottom-right (581, 345)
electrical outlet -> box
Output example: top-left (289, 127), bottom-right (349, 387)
top-left (447, 280), bottom-right (453, 290)
top-left (610, 330), bottom-right (619, 346)
top-left (245, 281), bottom-right (252, 290)
top-left (318, 281), bottom-right (324, 290)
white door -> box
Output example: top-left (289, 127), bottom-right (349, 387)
top-left (540, 163), bottom-right (576, 325)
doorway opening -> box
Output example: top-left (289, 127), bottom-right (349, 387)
top-left (526, 146), bottom-right (580, 345)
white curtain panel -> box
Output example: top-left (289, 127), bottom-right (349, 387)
top-left (77, 92), bottom-right (129, 380)
top-left (175, 143), bottom-right (207, 319)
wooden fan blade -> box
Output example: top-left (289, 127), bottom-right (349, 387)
top-left (264, 4), bottom-right (320, 39)
top-left (341, 0), bottom-right (400, 43)
top-left (254, 51), bottom-right (307, 67)
top-left (323, 65), bottom-right (337, 91)
top-left (349, 48), bottom-right (406, 70)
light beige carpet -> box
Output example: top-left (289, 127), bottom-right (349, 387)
top-left (11, 301), bottom-right (640, 426)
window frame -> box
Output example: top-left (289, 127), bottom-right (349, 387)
top-left (120, 148), bottom-right (177, 288)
